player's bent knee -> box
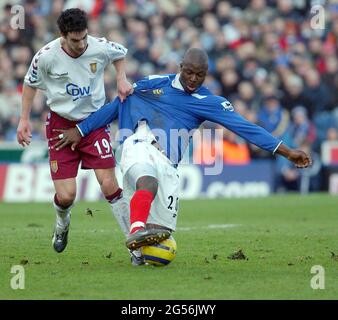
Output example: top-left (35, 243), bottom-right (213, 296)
top-left (56, 192), bottom-right (76, 208)
top-left (99, 176), bottom-right (119, 195)
top-left (136, 176), bottom-right (158, 196)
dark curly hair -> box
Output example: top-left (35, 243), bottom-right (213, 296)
top-left (57, 8), bottom-right (88, 36)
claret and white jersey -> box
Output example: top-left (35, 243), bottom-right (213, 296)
top-left (24, 35), bottom-right (127, 120)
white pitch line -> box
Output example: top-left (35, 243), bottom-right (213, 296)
top-left (177, 224), bottom-right (239, 231)
top-left (86, 224), bottom-right (239, 233)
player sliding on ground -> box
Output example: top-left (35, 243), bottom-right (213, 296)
top-left (50, 48), bottom-right (312, 265)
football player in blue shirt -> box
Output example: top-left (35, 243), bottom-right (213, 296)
top-left (51, 48), bottom-right (312, 265)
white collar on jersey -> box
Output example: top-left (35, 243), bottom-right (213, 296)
top-left (171, 73), bottom-right (204, 95)
top-left (171, 74), bottom-right (185, 91)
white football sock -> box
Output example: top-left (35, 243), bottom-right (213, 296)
top-left (109, 195), bottom-right (130, 237)
top-left (53, 201), bottom-right (71, 232)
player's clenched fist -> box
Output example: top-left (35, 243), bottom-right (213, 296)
top-left (117, 78), bottom-right (133, 102)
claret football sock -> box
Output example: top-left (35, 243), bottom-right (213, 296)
top-left (129, 189), bottom-right (154, 234)
top-left (107, 188), bottom-right (130, 237)
top-left (53, 194), bottom-right (72, 230)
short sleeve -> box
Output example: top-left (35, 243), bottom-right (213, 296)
top-left (24, 50), bottom-right (48, 90)
top-left (100, 37), bottom-right (127, 62)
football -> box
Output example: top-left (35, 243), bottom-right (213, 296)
top-left (141, 236), bottom-right (177, 266)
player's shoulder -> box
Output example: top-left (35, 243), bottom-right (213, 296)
top-left (191, 86), bottom-right (218, 101)
top-left (36, 38), bottom-right (59, 54)
top-left (134, 74), bottom-right (173, 90)
top-left (87, 35), bottom-right (107, 51)
top-left (88, 35), bottom-right (127, 54)
top-left (32, 38), bottom-right (60, 65)
top-left (147, 74), bottom-right (173, 84)
top-left (88, 35), bottom-right (108, 47)
top-left (148, 74), bottom-right (175, 87)
top-left (195, 87), bottom-right (234, 111)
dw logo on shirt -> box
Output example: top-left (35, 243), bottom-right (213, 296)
top-left (66, 83), bottom-right (91, 101)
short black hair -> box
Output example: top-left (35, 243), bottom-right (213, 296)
top-left (182, 48), bottom-right (209, 68)
top-left (57, 8), bottom-right (88, 36)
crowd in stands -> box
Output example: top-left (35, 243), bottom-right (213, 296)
top-left (0, 0), bottom-right (338, 191)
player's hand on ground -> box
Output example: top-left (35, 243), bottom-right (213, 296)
top-left (17, 118), bottom-right (32, 147)
top-left (50, 128), bottom-right (81, 151)
top-left (117, 78), bottom-right (133, 102)
top-left (288, 150), bottom-right (312, 168)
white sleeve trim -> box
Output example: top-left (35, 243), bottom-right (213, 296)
top-left (149, 74), bottom-right (170, 80)
top-left (273, 141), bottom-right (283, 155)
top-left (76, 124), bottom-right (85, 137)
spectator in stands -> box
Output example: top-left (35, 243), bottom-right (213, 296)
top-left (303, 69), bottom-right (333, 117)
top-left (280, 74), bottom-right (311, 115)
top-left (289, 106), bottom-right (316, 148)
top-left (257, 95), bottom-right (290, 140)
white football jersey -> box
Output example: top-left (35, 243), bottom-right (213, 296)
top-left (24, 35), bottom-right (127, 120)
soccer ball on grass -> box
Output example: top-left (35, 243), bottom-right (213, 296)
top-left (141, 236), bottom-right (177, 266)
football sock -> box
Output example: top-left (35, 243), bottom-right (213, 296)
top-left (129, 189), bottom-right (154, 234)
top-left (130, 248), bottom-right (143, 258)
top-left (107, 188), bottom-right (130, 237)
top-left (53, 194), bottom-right (72, 231)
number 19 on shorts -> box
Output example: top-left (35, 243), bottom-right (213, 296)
top-left (94, 138), bottom-right (112, 156)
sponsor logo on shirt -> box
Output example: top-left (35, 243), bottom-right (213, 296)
top-left (66, 83), bottom-right (91, 101)
top-left (152, 89), bottom-right (164, 96)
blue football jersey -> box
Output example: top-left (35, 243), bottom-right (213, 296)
top-left (77, 74), bottom-right (282, 164)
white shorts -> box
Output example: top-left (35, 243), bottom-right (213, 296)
top-left (119, 124), bottom-right (179, 231)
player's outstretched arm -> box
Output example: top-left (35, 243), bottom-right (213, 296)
top-left (50, 98), bottom-right (120, 151)
top-left (275, 143), bottom-right (312, 168)
top-left (17, 85), bottom-right (36, 147)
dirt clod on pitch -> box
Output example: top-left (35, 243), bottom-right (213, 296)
top-left (330, 252), bottom-right (338, 260)
top-left (227, 249), bottom-right (248, 260)
top-left (105, 252), bottom-right (112, 259)
top-left (85, 208), bottom-right (101, 217)
top-left (86, 208), bottom-right (93, 217)
top-left (27, 223), bottom-right (43, 228)
top-left (20, 259), bottom-right (29, 265)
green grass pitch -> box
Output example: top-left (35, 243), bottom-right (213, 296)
top-left (0, 194), bottom-right (337, 299)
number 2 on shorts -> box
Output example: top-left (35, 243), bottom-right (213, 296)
top-left (168, 195), bottom-right (179, 217)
